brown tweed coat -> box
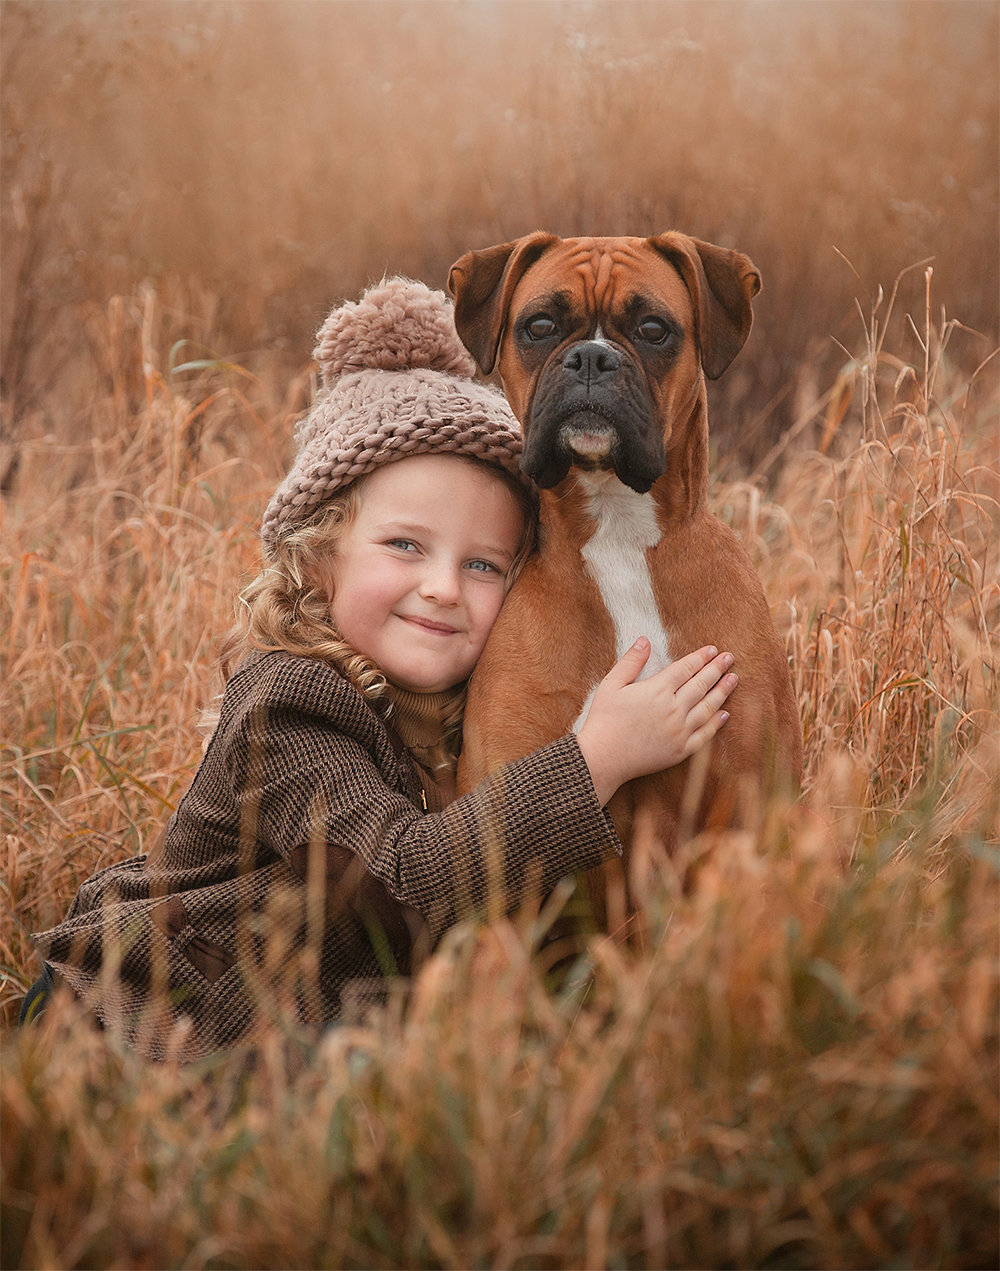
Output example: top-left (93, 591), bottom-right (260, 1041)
top-left (34, 650), bottom-right (621, 1060)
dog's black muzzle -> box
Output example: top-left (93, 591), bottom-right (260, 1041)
top-left (521, 340), bottom-right (666, 493)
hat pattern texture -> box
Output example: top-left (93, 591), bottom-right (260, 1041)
top-left (261, 277), bottom-right (524, 555)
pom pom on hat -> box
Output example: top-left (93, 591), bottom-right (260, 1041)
top-left (314, 276), bottom-right (476, 388)
top-left (260, 277), bottom-right (525, 556)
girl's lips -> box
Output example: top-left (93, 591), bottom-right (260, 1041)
top-left (399, 614), bottom-right (460, 636)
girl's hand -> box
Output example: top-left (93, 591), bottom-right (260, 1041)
top-left (576, 639), bottom-right (737, 806)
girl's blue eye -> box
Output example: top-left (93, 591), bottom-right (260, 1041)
top-left (466, 559), bottom-right (502, 575)
top-left (387, 539), bottom-right (417, 551)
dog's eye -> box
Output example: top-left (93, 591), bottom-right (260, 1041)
top-left (524, 315), bottom-right (558, 340)
top-left (637, 317), bottom-right (671, 345)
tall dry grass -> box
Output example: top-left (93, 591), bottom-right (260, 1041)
top-left (1, 261), bottom-right (997, 1265)
top-left (1, 2), bottom-right (998, 1263)
top-left (3, 838), bottom-right (996, 1269)
top-left (726, 268), bottom-right (999, 828)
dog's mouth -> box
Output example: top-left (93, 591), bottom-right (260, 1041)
top-left (558, 419), bottom-right (616, 465)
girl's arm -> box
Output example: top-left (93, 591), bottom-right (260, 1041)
top-left (242, 726), bottom-right (619, 940)
top-left (232, 647), bottom-right (734, 938)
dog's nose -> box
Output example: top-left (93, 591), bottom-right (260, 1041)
top-left (562, 341), bottom-right (620, 386)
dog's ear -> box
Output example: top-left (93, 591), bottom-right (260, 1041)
top-left (449, 232), bottom-right (558, 374)
top-left (649, 233), bottom-right (761, 380)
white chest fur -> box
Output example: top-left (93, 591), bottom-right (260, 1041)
top-left (572, 472), bottom-right (671, 732)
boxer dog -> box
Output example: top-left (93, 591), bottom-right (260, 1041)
top-left (448, 233), bottom-right (802, 928)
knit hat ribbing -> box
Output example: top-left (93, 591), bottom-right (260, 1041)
top-left (260, 278), bottom-right (524, 555)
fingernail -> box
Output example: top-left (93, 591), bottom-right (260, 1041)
top-left (720, 711), bottom-right (730, 724)
top-left (723, 652), bottom-right (734, 669)
top-left (727, 672), bottom-right (738, 687)
top-left (707, 646), bottom-right (718, 657)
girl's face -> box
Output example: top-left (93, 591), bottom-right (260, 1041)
top-left (328, 454), bottom-right (525, 693)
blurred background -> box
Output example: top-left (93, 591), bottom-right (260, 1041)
top-left (3, 13), bottom-right (998, 1253)
top-left (2, 0), bottom-right (998, 467)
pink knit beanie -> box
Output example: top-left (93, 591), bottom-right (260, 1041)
top-left (260, 277), bottom-right (524, 555)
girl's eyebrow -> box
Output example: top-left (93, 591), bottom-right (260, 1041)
top-left (480, 543), bottom-right (516, 564)
top-left (372, 519), bottom-right (429, 533)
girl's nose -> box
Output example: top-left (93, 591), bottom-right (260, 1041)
top-left (418, 562), bottom-right (462, 605)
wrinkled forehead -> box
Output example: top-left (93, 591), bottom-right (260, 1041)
top-left (510, 237), bottom-right (692, 319)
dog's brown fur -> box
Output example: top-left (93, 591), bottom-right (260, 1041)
top-left (449, 233), bottom-right (802, 927)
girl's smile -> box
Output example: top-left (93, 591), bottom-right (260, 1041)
top-left (399, 615), bottom-right (459, 635)
top-left (328, 454), bottom-right (526, 693)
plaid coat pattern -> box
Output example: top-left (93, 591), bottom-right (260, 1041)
top-left (33, 650), bottom-right (621, 1059)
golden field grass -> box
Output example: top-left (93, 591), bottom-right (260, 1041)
top-left (2, 2), bottom-right (999, 1267)
top-left (0, 270), bottom-right (997, 1268)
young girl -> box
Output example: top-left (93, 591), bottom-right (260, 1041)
top-left (27, 279), bottom-right (737, 1059)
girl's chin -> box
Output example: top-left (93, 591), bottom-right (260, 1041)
top-left (380, 644), bottom-right (476, 693)
top-left (384, 663), bottom-right (467, 694)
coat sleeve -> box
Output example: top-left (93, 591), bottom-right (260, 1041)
top-left (225, 692), bottom-right (621, 938)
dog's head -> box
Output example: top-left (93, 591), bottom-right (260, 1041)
top-left (449, 233), bottom-right (760, 492)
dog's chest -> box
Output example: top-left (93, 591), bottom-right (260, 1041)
top-left (571, 473), bottom-right (671, 732)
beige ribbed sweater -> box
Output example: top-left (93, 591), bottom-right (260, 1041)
top-left (384, 684), bottom-right (462, 811)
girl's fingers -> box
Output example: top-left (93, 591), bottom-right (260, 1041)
top-left (655, 645), bottom-right (720, 696)
top-left (688, 674), bottom-right (738, 727)
top-left (672, 652), bottom-right (736, 711)
top-left (683, 712), bottom-right (729, 758)
top-left (602, 637), bottom-right (653, 689)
